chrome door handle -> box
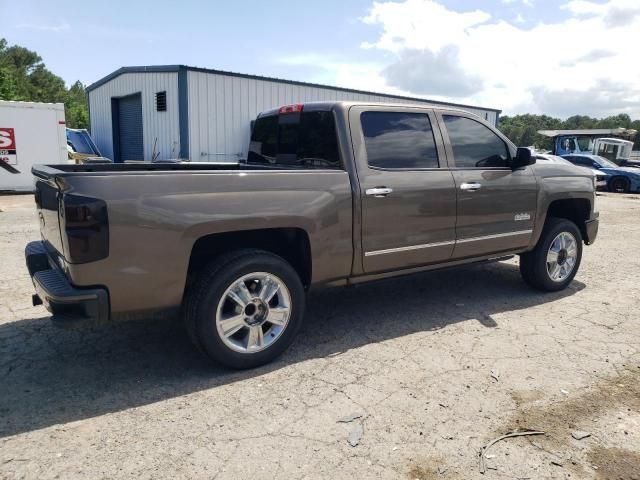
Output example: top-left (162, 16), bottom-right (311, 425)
top-left (460, 182), bottom-right (482, 191)
top-left (365, 187), bottom-right (393, 197)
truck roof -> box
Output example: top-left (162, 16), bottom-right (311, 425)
top-left (257, 101), bottom-right (483, 119)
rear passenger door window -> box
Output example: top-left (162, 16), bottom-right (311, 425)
top-left (361, 111), bottom-right (439, 169)
top-left (443, 115), bottom-right (509, 168)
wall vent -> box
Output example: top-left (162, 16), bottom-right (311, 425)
top-left (155, 91), bottom-right (167, 112)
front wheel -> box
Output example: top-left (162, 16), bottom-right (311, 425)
top-left (183, 249), bottom-right (305, 369)
top-left (609, 177), bottom-right (630, 193)
top-left (520, 218), bottom-right (583, 292)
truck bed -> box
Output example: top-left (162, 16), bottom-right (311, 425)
top-left (31, 161), bottom-right (354, 316)
top-left (32, 162), bottom-right (293, 177)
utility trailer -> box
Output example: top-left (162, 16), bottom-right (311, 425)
top-left (538, 128), bottom-right (638, 167)
top-left (0, 101), bottom-right (69, 192)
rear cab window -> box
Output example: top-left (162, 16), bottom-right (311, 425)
top-left (247, 109), bottom-right (341, 169)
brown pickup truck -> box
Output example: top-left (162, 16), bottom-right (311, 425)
top-left (26, 102), bottom-right (599, 368)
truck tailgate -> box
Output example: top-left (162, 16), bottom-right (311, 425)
top-left (34, 176), bottom-right (65, 256)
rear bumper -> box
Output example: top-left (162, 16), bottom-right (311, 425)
top-left (25, 241), bottom-right (109, 328)
top-left (584, 215), bottom-right (599, 245)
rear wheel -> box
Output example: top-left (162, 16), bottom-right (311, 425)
top-left (183, 249), bottom-right (305, 369)
top-left (609, 177), bottom-right (630, 193)
top-left (520, 218), bottom-right (582, 292)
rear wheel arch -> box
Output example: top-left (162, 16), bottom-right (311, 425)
top-left (182, 248), bottom-right (306, 368)
top-left (185, 228), bottom-right (312, 290)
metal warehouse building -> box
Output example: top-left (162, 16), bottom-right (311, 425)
top-left (87, 65), bottom-right (501, 163)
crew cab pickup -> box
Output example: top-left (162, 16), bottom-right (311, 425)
top-left (26, 102), bottom-right (599, 368)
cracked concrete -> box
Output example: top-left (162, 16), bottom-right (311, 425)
top-left (0, 193), bottom-right (639, 479)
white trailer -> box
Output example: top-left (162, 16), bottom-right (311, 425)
top-left (0, 101), bottom-right (69, 192)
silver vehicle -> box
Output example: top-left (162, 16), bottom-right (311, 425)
top-left (535, 153), bottom-right (608, 189)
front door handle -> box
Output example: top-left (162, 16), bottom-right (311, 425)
top-left (365, 187), bottom-right (393, 197)
top-left (460, 182), bottom-right (482, 191)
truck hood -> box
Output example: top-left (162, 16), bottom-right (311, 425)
top-left (532, 161), bottom-right (593, 180)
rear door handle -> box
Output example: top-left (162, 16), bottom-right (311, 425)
top-left (460, 182), bottom-right (482, 191)
top-left (365, 187), bottom-right (393, 197)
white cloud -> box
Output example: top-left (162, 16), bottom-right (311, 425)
top-left (353, 0), bottom-right (640, 118)
top-left (275, 0), bottom-right (640, 118)
top-left (559, 49), bottom-right (616, 67)
top-left (502, 0), bottom-right (534, 6)
top-left (382, 46), bottom-right (483, 97)
top-left (604, 5), bottom-right (640, 27)
top-left (562, 0), bottom-right (640, 25)
top-left (531, 78), bottom-right (640, 118)
top-left (16, 22), bottom-right (70, 32)
top-left (361, 0), bottom-right (490, 53)
top-left (560, 0), bottom-right (606, 15)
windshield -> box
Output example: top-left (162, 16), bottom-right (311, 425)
top-left (66, 129), bottom-right (100, 155)
top-left (577, 137), bottom-right (592, 152)
top-left (593, 155), bottom-right (619, 168)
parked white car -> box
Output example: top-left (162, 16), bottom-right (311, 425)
top-left (535, 153), bottom-right (608, 189)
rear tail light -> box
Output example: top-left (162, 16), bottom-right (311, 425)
top-left (278, 104), bottom-right (303, 114)
top-left (61, 194), bottom-right (109, 263)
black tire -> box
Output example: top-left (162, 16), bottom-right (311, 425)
top-left (609, 176), bottom-right (630, 193)
top-left (519, 218), bottom-right (583, 292)
top-left (182, 249), bottom-right (305, 369)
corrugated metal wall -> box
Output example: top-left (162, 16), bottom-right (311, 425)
top-left (88, 73), bottom-right (180, 160)
top-left (187, 71), bottom-right (498, 162)
top-left (89, 69), bottom-right (498, 162)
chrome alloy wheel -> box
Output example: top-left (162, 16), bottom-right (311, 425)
top-left (546, 232), bottom-right (578, 282)
top-left (215, 272), bottom-right (292, 353)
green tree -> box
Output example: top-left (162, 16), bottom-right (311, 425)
top-left (0, 67), bottom-right (18, 99)
top-left (0, 38), bottom-right (88, 128)
top-left (64, 80), bottom-right (89, 129)
top-left (499, 112), bottom-right (639, 151)
top-left (630, 120), bottom-right (640, 150)
top-left (28, 64), bottom-right (67, 102)
top-left (499, 114), bottom-right (563, 150)
top-left (596, 114), bottom-right (631, 129)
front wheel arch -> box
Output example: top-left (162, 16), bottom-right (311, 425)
top-left (520, 217), bottom-right (583, 292)
top-left (534, 198), bottom-right (591, 247)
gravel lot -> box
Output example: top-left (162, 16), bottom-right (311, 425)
top-left (1, 193), bottom-right (639, 480)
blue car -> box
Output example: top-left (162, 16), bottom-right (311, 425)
top-left (562, 154), bottom-right (640, 193)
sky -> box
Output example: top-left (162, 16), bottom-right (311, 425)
top-left (2, 0), bottom-right (640, 118)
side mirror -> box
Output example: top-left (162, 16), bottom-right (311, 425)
top-left (511, 147), bottom-right (535, 170)
top-left (592, 162), bottom-right (601, 169)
